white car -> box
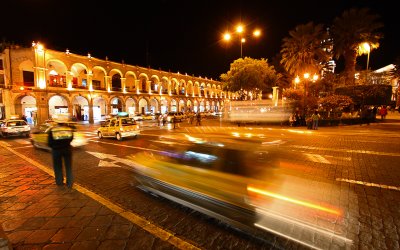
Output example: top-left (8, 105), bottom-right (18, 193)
top-left (0, 119), bottom-right (31, 138)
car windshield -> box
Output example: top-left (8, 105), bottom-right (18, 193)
top-left (7, 121), bottom-right (27, 126)
top-left (121, 118), bottom-right (136, 126)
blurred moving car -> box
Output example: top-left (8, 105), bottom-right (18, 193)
top-left (0, 119), bottom-right (31, 138)
top-left (97, 116), bottom-right (140, 140)
top-left (30, 121), bottom-right (88, 150)
top-left (165, 111), bottom-right (185, 122)
top-left (128, 134), bottom-right (352, 249)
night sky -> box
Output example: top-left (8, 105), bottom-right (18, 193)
top-left (2, 0), bottom-right (398, 80)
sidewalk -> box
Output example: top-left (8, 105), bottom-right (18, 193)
top-left (0, 144), bottom-right (186, 250)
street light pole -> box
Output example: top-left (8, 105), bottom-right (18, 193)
top-left (363, 43), bottom-right (371, 70)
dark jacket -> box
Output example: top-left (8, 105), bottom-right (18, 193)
top-left (48, 125), bottom-right (74, 150)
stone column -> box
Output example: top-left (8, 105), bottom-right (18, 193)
top-left (121, 77), bottom-right (126, 92)
top-left (272, 86), bottom-right (279, 107)
top-left (88, 95), bottom-right (94, 124)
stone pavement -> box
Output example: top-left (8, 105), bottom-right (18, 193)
top-left (0, 145), bottom-right (187, 250)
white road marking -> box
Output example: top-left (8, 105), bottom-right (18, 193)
top-left (336, 178), bottom-right (400, 191)
top-left (291, 145), bottom-right (400, 157)
top-left (305, 153), bottom-right (331, 164)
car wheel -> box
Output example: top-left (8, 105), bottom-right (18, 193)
top-left (116, 133), bottom-right (122, 141)
top-left (98, 132), bottom-right (103, 139)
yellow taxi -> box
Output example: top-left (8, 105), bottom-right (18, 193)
top-left (30, 121), bottom-right (88, 150)
top-left (97, 116), bottom-right (140, 141)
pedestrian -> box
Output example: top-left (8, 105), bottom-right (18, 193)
top-left (158, 114), bottom-right (163, 127)
top-left (311, 111), bottom-right (320, 130)
top-left (48, 122), bottom-right (74, 188)
top-left (196, 112), bottom-right (201, 126)
top-left (21, 114), bottom-right (27, 122)
top-left (379, 105), bottom-right (387, 121)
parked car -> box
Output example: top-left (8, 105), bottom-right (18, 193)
top-left (0, 119), bottom-right (31, 138)
top-left (166, 112), bottom-right (185, 122)
top-left (97, 117), bottom-right (140, 141)
top-left (30, 121), bottom-right (88, 150)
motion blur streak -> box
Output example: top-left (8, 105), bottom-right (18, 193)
top-left (247, 186), bottom-right (341, 216)
top-left (254, 223), bottom-right (324, 250)
top-left (287, 129), bottom-right (312, 134)
top-left (254, 208), bottom-right (352, 243)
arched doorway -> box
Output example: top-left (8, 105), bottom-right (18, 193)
top-left (49, 95), bottom-right (69, 119)
top-left (126, 98), bottom-right (136, 117)
top-left (193, 100), bottom-right (198, 113)
top-left (200, 101), bottom-right (205, 112)
top-left (149, 98), bottom-right (158, 114)
top-left (20, 96), bottom-right (37, 124)
top-left (93, 97), bottom-right (106, 121)
top-left (72, 96), bottom-right (89, 121)
top-left (138, 98), bottom-right (148, 114)
top-left (206, 101), bottom-right (210, 111)
top-left (110, 97), bottom-right (123, 115)
top-left (187, 100), bottom-right (192, 112)
top-left (160, 98), bottom-right (168, 114)
top-left (170, 99), bottom-right (177, 112)
top-left (178, 100), bottom-right (185, 112)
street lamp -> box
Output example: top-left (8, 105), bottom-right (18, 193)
top-left (223, 24), bottom-right (261, 58)
top-left (363, 42), bottom-right (371, 70)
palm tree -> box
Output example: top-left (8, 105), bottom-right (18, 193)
top-left (280, 22), bottom-right (332, 77)
top-left (331, 8), bottom-right (383, 85)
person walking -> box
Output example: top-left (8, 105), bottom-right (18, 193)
top-left (195, 112), bottom-right (201, 126)
top-left (48, 123), bottom-right (74, 188)
top-left (311, 111), bottom-right (320, 130)
top-left (379, 105), bottom-right (388, 121)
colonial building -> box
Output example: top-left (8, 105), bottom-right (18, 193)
top-left (0, 42), bottom-right (235, 124)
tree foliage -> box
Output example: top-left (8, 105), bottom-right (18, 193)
top-left (280, 22), bottom-right (332, 77)
top-left (220, 57), bottom-right (281, 100)
top-left (318, 95), bottom-right (354, 111)
top-left (331, 8), bottom-right (384, 85)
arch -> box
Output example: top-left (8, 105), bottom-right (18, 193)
top-left (125, 71), bottom-right (137, 92)
top-left (48, 94), bottom-right (70, 118)
top-left (170, 78), bottom-right (179, 95)
top-left (179, 79), bottom-right (186, 95)
top-left (138, 73), bottom-right (149, 93)
top-left (178, 99), bottom-right (185, 112)
top-left (93, 96), bottom-right (106, 121)
top-left (186, 100), bottom-right (193, 112)
top-left (14, 94), bottom-right (37, 124)
top-left (193, 100), bottom-right (199, 113)
top-left (47, 60), bottom-right (68, 87)
top-left (110, 96), bottom-right (123, 115)
top-left (149, 98), bottom-right (159, 114)
top-left (150, 75), bottom-right (160, 92)
top-left (126, 97), bottom-right (137, 117)
top-left (170, 99), bottom-right (178, 112)
top-left (160, 77), bottom-right (169, 94)
top-left (72, 95), bottom-right (89, 121)
top-left (199, 100), bottom-right (205, 112)
top-left (111, 73), bottom-right (122, 91)
top-left (70, 63), bottom-right (89, 89)
top-left (138, 98), bottom-right (148, 114)
top-left (160, 98), bottom-right (168, 114)
top-left (92, 66), bottom-right (107, 90)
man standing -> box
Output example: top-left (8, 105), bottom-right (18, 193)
top-left (311, 111), bottom-right (320, 130)
top-left (48, 123), bottom-right (74, 188)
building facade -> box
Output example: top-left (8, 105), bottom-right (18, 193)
top-left (0, 43), bottom-right (235, 124)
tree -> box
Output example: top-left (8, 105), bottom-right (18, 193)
top-left (331, 8), bottom-right (384, 85)
top-left (220, 57), bottom-right (281, 100)
top-left (280, 22), bottom-right (332, 77)
top-left (319, 95), bottom-right (354, 112)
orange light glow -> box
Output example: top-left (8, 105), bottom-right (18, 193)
top-left (247, 186), bottom-right (341, 216)
top-left (19, 86), bottom-right (25, 91)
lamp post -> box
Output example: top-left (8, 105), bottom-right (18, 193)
top-left (363, 42), bottom-right (371, 70)
top-left (223, 24), bottom-right (261, 58)
top-left (295, 73), bottom-right (319, 115)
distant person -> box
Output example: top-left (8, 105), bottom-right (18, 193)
top-left (196, 112), bottom-right (201, 126)
top-left (48, 123), bottom-right (74, 188)
top-left (379, 105), bottom-right (387, 121)
top-left (21, 115), bottom-right (27, 122)
top-left (311, 111), bottom-right (320, 130)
